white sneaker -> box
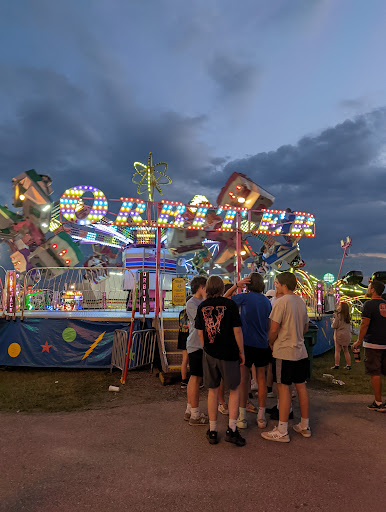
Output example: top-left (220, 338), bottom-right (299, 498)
top-left (261, 426), bottom-right (290, 443)
top-left (257, 417), bottom-right (267, 429)
top-left (267, 391), bottom-right (275, 398)
top-left (250, 379), bottom-right (258, 391)
top-left (218, 403), bottom-right (229, 415)
top-left (236, 417), bottom-right (248, 429)
top-left (293, 423), bottom-right (312, 438)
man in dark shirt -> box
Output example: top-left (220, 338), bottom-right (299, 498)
top-left (196, 276), bottom-right (246, 446)
top-left (353, 280), bottom-right (386, 411)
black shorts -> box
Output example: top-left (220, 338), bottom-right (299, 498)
top-left (364, 348), bottom-right (386, 376)
top-left (188, 349), bottom-right (203, 377)
top-left (272, 357), bottom-right (310, 385)
top-left (177, 331), bottom-right (188, 350)
top-left (244, 346), bottom-right (272, 368)
top-left (202, 351), bottom-right (241, 390)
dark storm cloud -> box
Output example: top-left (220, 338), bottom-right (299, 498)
top-left (220, 108), bottom-right (386, 277)
top-left (0, 65), bottom-right (215, 208)
top-left (207, 53), bottom-right (261, 98)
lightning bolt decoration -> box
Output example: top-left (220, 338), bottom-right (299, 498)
top-left (82, 331), bottom-right (106, 360)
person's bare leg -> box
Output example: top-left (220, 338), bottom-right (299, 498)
top-left (370, 375), bottom-right (382, 403)
top-left (267, 363), bottom-right (273, 388)
top-left (277, 384), bottom-right (291, 422)
top-left (251, 364), bottom-right (257, 387)
top-left (218, 379), bottom-right (226, 405)
top-left (181, 350), bottom-right (188, 380)
top-left (295, 382), bottom-right (309, 419)
top-left (334, 345), bottom-right (341, 366)
top-left (257, 366), bottom-right (267, 408)
top-left (208, 387), bottom-right (219, 421)
top-left (187, 375), bottom-right (201, 408)
top-left (239, 365), bottom-right (249, 408)
top-left (343, 346), bottom-right (351, 366)
top-left (228, 385), bottom-right (240, 421)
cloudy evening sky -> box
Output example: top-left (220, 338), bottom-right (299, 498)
top-left (1, 0), bottom-right (386, 278)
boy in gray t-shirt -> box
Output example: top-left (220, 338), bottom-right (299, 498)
top-left (261, 272), bottom-right (311, 443)
top-left (184, 276), bottom-right (208, 426)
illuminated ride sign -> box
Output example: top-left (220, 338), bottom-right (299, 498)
top-left (139, 271), bottom-right (150, 315)
top-left (59, 187), bottom-right (316, 238)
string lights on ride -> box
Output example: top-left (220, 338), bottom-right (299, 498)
top-left (59, 185), bottom-right (316, 238)
top-left (157, 200), bottom-right (186, 227)
top-left (60, 186), bottom-right (108, 225)
top-left (116, 198), bottom-right (147, 225)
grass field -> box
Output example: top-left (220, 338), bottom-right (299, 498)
top-left (311, 346), bottom-right (373, 395)
top-left (0, 346), bottom-right (376, 413)
top-left (0, 367), bottom-right (124, 413)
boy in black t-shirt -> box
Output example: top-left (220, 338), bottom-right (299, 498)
top-left (353, 280), bottom-right (386, 411)
top-left (195, 276), bottom-right (246, 446)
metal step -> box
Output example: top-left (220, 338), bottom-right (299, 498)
top-left (166, 352), bottom-right (183, 365)
top-left (163, 318), bottom-right (179, 330)
top-left (168, 365), bottom-right (182, 372)
top-left (165, 340), bottom-right (178, 352)
top-left (164, 330), bottom-right (178, 341)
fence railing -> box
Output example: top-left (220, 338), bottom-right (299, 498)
top-left (20, 267), bottom-right (134, 314)
top-left (111, 328), bottom-right (157, 378)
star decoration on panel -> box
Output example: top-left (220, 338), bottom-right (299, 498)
top-left (132, 152), bottom-right (172, 202)
top-left (41, 341), bottom-right (52, 353)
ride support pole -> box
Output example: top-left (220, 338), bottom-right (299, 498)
top-left (121, 284), bottom-right (138, 384)
top-left (236, 212), bottom-right (242, 286)
top-left (155, 220), bottom-right (162, 317)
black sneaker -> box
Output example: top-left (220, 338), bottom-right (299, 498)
top-left (225, 427), bottom-right (246, 447)
top-left (206, 429), bottom-right (218, 445)
top-left (180, 378), bottom-right (189, 389)
top-left (269, 405), bottom-right (293, 421)
top-left (367, 401), bottom-right (384, 411)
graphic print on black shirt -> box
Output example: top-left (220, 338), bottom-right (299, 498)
top-left (202, 306), bottom-right (226, 343)
top-left (195, 297), bottom-right (242, 361)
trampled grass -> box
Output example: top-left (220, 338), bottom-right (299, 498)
top-left (0, 367), bottom-right (123, 413)
top-left (0, 344), bottom-right (376, 413)
top-left (310, 346), bottom-right (374, 395)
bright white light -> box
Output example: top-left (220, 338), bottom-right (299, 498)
top-left (237, 197), bottom-right (246, 203)
top-left (41, 223), bottom-right (48, 228)
top-left (240, 250), bottom-right (246, 255)
top-left (20, 194), bottom-right (25, 201)
top-left (42, 204), bottom-right (51, 212)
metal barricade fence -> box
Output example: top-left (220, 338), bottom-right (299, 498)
top-left (111, 328), bottom-right (157, 378)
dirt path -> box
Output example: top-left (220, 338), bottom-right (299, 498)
top-left (1, 389), bottom-right (385, 512)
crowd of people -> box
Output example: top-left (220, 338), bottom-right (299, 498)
top-left (178, 272), bottom-right (386, 446)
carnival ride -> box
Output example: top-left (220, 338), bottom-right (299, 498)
top-left (0, 154), bottom-right (318, 371)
